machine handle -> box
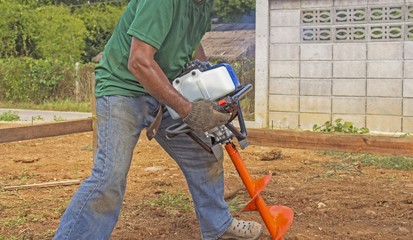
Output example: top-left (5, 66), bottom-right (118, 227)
top-left (222, 84), bottom-right (252, 142)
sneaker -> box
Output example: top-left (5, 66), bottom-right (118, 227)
top-left (218, 218), bottom-right (263, 240)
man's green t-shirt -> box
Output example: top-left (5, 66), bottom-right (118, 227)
top-left (94, 0), bottom-right (214, 97)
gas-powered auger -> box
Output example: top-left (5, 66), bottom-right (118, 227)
top-left (165, 61), bottom-right (294, 240)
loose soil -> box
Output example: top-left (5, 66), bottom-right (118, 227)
top-left (0, 124), bottom-right (412, 240)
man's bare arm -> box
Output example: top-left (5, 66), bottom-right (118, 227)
top-left (127, 37), bottom-right (191, 118)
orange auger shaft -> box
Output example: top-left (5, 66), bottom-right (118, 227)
top-left (225, 142), bottom-right (294, 240)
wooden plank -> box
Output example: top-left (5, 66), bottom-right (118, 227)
top-left (1, 119), bottom-right (412, 156)
top-left (0, 119), bottom-right (93, 143)
top-left (3, 179), bottom-right (81, 191)
top-left (246, 129), bottom-right (413, 155)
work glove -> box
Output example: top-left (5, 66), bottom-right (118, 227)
top-left (183, 100), bottom-right (230, 132)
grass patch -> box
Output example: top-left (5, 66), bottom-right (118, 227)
top-left (322, 151), bottom-right (413, 170)
top-left (0, 99), bottom-right (91, 113)
top-left (322, 162), bottom-right (360, 171)
top-left (39, 229), bottom-right (56, 239)
top-left (0, 111), bottom-right (20, 121)
top-left (146, 192), bottom-right (193, 212)
top-left (0, 214), bottom-right (28, 228)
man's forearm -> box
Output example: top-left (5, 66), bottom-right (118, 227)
top-left (128, 38), bottom-right (191, 118)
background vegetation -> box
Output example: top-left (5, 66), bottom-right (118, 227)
top-left (0, 0), bottom-right (256, 111)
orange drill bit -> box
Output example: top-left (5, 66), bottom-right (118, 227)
top-left (225, 142), bottom-right (294, 240)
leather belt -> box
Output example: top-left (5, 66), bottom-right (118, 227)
top-left (146, 104), bottom-right (164, 140)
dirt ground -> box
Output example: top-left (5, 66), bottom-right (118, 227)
top-left (0, 124), bottom-right (412, 240)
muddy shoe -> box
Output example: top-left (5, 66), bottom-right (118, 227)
top-left (218, 218), bottom-right (262, 240)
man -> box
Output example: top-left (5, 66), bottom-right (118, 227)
top-left (54, 0), bottom-right (262, 239)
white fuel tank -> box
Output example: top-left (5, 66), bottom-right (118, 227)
top-left (167, 63), bottom-right (240, 119)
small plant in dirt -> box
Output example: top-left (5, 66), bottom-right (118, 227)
top-left (227, 195), bottom-right (244, 212)
top-left (399, 133), bottom-right (412, 138)
top-left (0, 110), bottom-right (20, 121)
top-left (10, 167), bottom-right (37, 184)
top-left (146, 192), bottom-right (193, 212)
top-left (53, 115), bottom-right (66, 122)
top-left (313, 118), bottom-right (369, 134)
top-left (80, 144), bottom-right (94, 152)
top-left (32, 115), bottom-right (44, 121)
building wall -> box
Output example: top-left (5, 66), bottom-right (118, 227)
top-left (256, 0), bottom-right (413, 133)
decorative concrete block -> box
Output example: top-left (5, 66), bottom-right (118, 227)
top-left (301, 61), bottom-right (332, 78)
top-left (405, 61), bottom-right (413, 79)
top-left (403, 99), bottom-right (413, 116)
top-left (300, 96), bottom-right (332, 113)
top-left (270, 0), bottom-right (300, 10)
top-left (404, 80), bottom-right (413, 97)
top-left (301, 0), bottom-right (334, 8)
top-left (367, 97), bottom-right (402, 115)
top-left (334, 0), bottom-right (368, 7)
top-left (271, 27), bottom-right (301, 44)
top-left (270, 44), bottom-right (300, 61)
top-left (300, 79), bottom-right (332, 96)
top-left (403, 117), bottom-right (413, 133)
top-left (406, 43), bottom-right (413, 60)
top-left (333, 43), bottom-right (367, 60)
top-left (300, 113), bottom-right (331, 130)
top-left (333, 79), bottom-right (366, 96)
top-left (367, 61), bottom-right (403, 79)
top-left (367, 42), bottom-right (403, 60)
top-left (367, 0), bottom-right (404, 5)
top-left (301, 44), bottom-right (333, 61)
top-left (367, 79), bottom-right (402, 97)
top-left (269, 95), bottom-right (299, 112)
top-left (270, 61), bottom-right (300, 78)
top-left (332, 114), bottom-right (366, 128)
top-left (269, 78), bottom-right (300, 95)
top-left (271, 10), bottom-right (301, 27)
top-left (366, 115), bottom-right (402, 134)
top-left (333, 97), bottom-right (366, 114)
top-left (269, 112), bottom-right (300, 129)
top-left (333, 61), bottom-right (366, 78)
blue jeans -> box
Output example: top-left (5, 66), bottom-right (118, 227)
top-left (53, 95), bottom-right (232, 240)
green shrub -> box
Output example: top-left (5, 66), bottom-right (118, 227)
top-left (0, 2), bottom-right (88, 62)
top-left (0, 58), bottom-right (69, 102)
top-left (0, 1), bottom-right (36, 58)
top-left (213, 0), bottom-right (256, 21)
top-left (0, 58), bottom-right (95, 104)
top-left (73, 4), bottom-right (125, 62)
top-left (32, 6), bottom-right (87, 63)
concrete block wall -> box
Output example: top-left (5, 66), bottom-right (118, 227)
top-left (255, 0), bottom-right (413, 133)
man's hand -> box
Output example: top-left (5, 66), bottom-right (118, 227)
top-left (183, 100), bottom-right (231, 132)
